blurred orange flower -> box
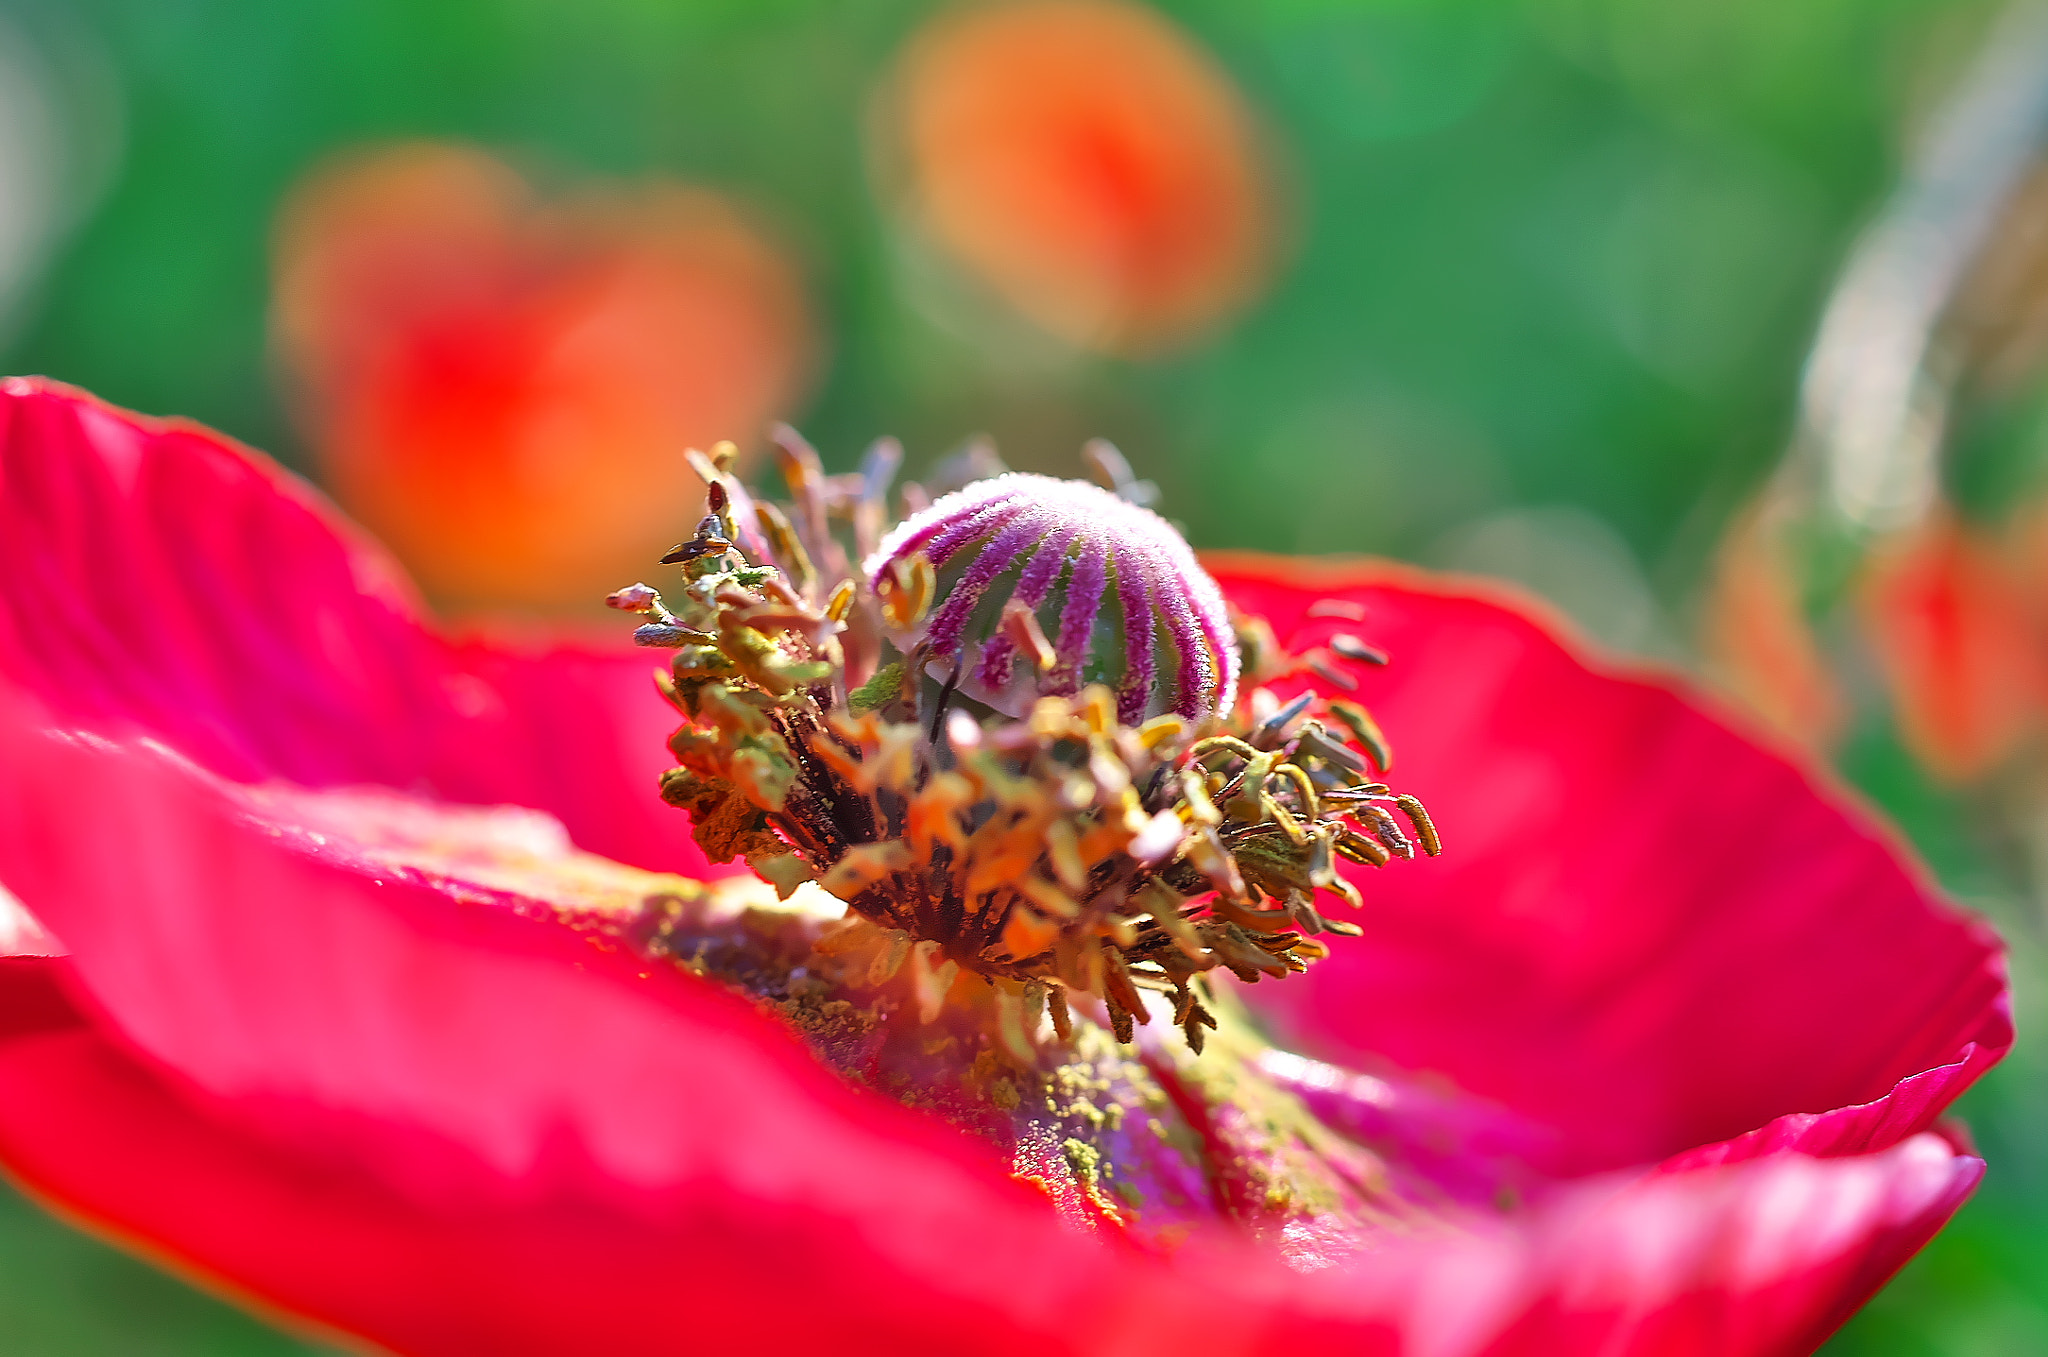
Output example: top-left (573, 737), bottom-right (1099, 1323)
top-left (1859, 508), bottom-right (2043, 783)
top-left (272, 142), bottom-right (812, 614)
top-left (877, 0), bottom-right (1276, 356)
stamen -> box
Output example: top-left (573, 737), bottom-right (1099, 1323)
top-left (1327, 700), bottom-right (1393, 774)
top-left (1328, 634), bottom-right (1390, 666)
top-left (611, 441), bottom-right (1441, 1056)
top-left (1394, 794), bottom-right (1442, 857)
top-left (1307, 658), bottom-right (1360, 691)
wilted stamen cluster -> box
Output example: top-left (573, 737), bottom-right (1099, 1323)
top-left (609, 433), bottom-right (1439, 1054)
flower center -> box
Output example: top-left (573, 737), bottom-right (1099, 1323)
top-left (866, 469), bottom-right (1239, 722)
top-left (607, 431), bottom-right (1438, 1057)
top-left (624, 875), bottom-right (1468, 1258)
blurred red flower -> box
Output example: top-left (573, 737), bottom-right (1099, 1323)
top-left (0, 381), bottom-right (2010, 1355)
top-left (877, 0), bottom-right (1276, 356)
top-left (1707, 494), bottom-right (2048, 784)
top-left (1858, 508), bottom-right (2045, 783)
top-left (272, 142), bottom-right (813, 614)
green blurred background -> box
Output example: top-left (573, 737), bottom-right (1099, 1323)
top-left (0, 0), bottom-right (2041, 1351)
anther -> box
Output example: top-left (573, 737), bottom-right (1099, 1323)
top-left (1394, 794), bottom-right (1442, 857)
top-left (1328, 700), bottom-right (1393, 773)
top-left (1308, 659), bottom-right (1360, 691)
top-left (607, 582), bottom-right (660, 612)
top-left (1328, 634), bottom-right (1389, 665)
top-left (1000, 600), bottom-right (1059, 674)
top-left (1251, 691), bottom-right (1315, 749)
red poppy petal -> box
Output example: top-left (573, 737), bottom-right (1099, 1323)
top-left (0, 1016), bottom-right (1131, 1357)
top-left (0, 696), bottom-right (1179, 1353)
top-left (0, 957), bottom-right (81, 1039)
top-left (0, 376), bottom-right (712, 876)
top-left (1481, 1135), bottom-right (1983, 1357)
top-left (424, 633), bottom-right (724, 875)
top-left (1257, 1132), bottom-right (1981, 1357)
top-left (0, 952), bottom-right (1986, 1357)
top-left (1, 882), bottom-right (62, 957)
top-left (1207, 554), bottom-right (2009, 1175)
top-left (0, 376), bottom-right (430, 785)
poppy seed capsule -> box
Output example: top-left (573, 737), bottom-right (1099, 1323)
top-left (864, 473), bottom-right (1238, 723)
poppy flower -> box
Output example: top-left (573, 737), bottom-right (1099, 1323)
top-left (271, 141), bottom-right (813, 615)
top-left (1858, 507), bottom-right (2045, 782)
top-left (874, 0), bottom-right (1277, 356)
top-left (0, 378), bottom-right (2011, 1355)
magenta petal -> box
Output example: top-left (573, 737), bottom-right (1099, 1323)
top-left (0, 963), bottom-right (1988, 1357)
top-left (1207, 555), bottom-right (2010, 1174)
top-left (0, 957), bottom-right (82, 1040)
top-left (0, 692), bottom-right (1175, 1352)
top-left (0, 377), bottom-right (435, 785)
top-left (0, 377), bottom-right (712, 874)
top-left (1, 883), bottom-right (62, 957)
top-left (0, 1019), bottom-right (1126, 1357)
top-left (1474, 1134), bottom-right (1984, 1356)
top-left (1260, 1132), bottom-right (1983, 1357)
top-left (423, 634), bottom-right (723, 874)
